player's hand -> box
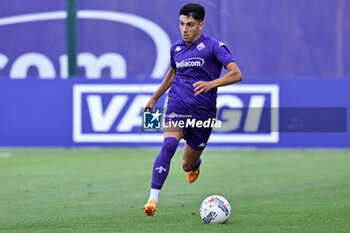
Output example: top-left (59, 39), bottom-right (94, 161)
top-left (144, 98), bottom-right (157, 112)
top-left (193, 81), bottom-right (214, 96)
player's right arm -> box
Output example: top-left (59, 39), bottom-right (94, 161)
top-left (144, 67), bottom-right (176, 111)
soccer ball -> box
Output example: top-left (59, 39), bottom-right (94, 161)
top-left (200, 195), bottom-right (231, 224)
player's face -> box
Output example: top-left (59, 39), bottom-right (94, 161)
top-left (179, 15), bottom-right (203, 45)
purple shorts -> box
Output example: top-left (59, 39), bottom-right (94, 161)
top-left (164, 99), bottom-right (213, 151)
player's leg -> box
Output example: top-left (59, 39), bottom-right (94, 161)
top-left (183, 144), bottom-right (203, 183)
top-left (149, 126), bottom-right (183, 192)
top-left (143, 125), bottom-right (183, 216)
top-left (182, 127), bottom-right (212, 183)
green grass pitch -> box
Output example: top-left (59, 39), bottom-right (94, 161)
top-left (0, 148), bottom-right (349, 232)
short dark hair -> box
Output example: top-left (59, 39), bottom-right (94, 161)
top-left (179, 3), bottom-right (205, 22)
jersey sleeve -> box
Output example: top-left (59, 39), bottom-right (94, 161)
top-left (213, 42), bottom-right (235, 68)
top-left (170, 48), bottom-right (176, 69)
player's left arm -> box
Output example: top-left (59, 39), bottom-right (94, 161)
top-left (193, 62), bottom-right (242, 96)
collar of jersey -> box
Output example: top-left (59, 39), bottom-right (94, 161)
top-left (181, 33), bottom-right (205, 46)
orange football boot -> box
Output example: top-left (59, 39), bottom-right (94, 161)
top-left (186, 167), bottom-right (200, 183)
top-left (143, 198), bottom-right (157, 216)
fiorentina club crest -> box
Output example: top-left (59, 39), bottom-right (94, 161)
top-left (197, 42), bottom-right (205, 51)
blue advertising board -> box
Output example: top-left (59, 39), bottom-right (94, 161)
top-left (0, 0), bottom-right (349, 79)
top-left (0, 79), bottom-right (348, 148)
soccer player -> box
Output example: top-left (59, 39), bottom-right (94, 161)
top-left (143, 3), bottom-right (242, 216)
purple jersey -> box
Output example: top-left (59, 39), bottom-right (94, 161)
top-left (168, 34), bottom-right (234, 118)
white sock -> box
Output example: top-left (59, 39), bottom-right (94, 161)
top-left (148, 188), bottom-right (160, 203)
